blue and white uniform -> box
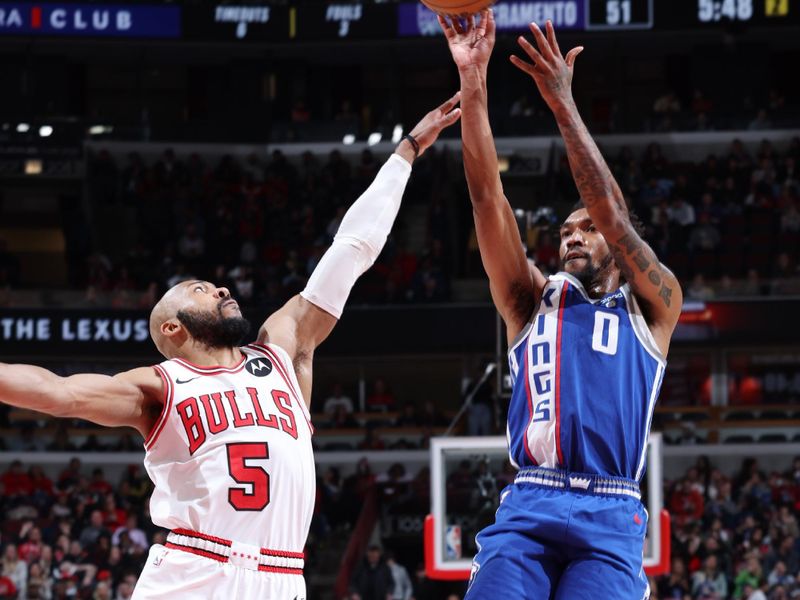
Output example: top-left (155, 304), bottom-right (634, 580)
top-left (465, 273), bottom-right (666, 600)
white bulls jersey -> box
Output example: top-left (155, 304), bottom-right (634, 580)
top-left (143, 343), bottom-right (315, 555)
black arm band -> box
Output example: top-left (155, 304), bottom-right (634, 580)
top-left (402, 133), bottom-right (420, 159)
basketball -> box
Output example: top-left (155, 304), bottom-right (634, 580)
top-left (420, 0), bottom-right (494, 16)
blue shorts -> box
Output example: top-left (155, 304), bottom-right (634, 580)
top-left (464, 467), bottom-right (650, 600)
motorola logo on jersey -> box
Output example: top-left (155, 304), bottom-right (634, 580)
top-left (245, 358), bottom-right (272, 377)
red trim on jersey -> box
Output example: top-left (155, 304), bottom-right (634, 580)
top-left (248, 344), bottom-right (315, 436)
top-left (172, 528), bottom-right (231, 547)
top-left (521, 344), bottom-right (538, 467)
top-left (165, 542), bottom-right (228, 563)
top-left (257, 564), bottom-right (303, 575)
top-left (172, 352), bottom-right (247, 375)
top-left (553, 280), bottom-right (568, 466)
top-left (260, 548), bottom-right (305, 560)
top-left (144, 365), bottom-right (174, 451)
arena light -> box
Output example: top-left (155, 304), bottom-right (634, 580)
top-left (24, 159), bottom-right (42, 175)
top-left (342, 134), bottom-right (355, 145)
top-left (88, 125), bottom-right (114, 136)
top-left (38, 125), bottom-right (53, 138)
top-left (391, 124), bottom-right (403, 144)
top-left (16, 122), bottom-right (30, 133)
top-left (367, 132), bottom-right (382, 146)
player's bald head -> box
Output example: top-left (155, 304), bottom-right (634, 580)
top-left (149, 280), bottom-right (249, 358)
top-left (149, 281), bottom-right (196, 356)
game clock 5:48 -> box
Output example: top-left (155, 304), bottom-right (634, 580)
top-left (697, 0), bottom-right (754, 22)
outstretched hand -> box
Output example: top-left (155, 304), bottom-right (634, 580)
top-left (401, 91), bottom-right (462, 160)
top-left (438, 9), bottom-right (496, 72)
top-left (510, 19), bottom-right (583, 111)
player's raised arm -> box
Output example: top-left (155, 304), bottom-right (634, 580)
top-left (439, 10), bottom-right (547, 341)
top-left (511, 20), bottom-right (682, 353)
top-left (259, 94), bottom-right (462, 405)
top-left (0, 363), bottom-right (163, 437)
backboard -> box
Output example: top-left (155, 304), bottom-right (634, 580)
top-left (425, 433), bottom-right (670, 580)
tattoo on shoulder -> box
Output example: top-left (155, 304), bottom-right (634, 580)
top-left (658, 283), bottom-right (673, 307)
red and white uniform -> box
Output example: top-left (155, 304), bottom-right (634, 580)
top-left (133, 343), bottom-right (315, 600)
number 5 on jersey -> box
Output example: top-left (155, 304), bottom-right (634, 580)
top-left (226, 442), bottom-right (270, 511)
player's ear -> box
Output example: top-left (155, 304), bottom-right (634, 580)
top-left (160, 319), bottom-right (183, 340)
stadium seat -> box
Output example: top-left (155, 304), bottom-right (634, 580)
top-left (723, 410), bottom-right (757, 421)
top-left (723, 434), bottom-right (754, 443)
top-left (757, 433), bottom-right (788, 443)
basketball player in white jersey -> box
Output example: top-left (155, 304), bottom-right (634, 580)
top-left (0, 94), bottom-right (461, 599)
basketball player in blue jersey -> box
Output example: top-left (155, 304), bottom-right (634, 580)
top-left (439, 11), bottom-right (682, 600)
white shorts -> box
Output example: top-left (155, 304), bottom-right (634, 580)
top-left (132, 544), bottom-right (307, 600)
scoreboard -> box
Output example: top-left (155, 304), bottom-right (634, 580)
top-left (0, 0), bottom-right (795, 42)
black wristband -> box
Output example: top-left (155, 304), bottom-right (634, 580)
top-left (402, 133), bottom-right (420, 159)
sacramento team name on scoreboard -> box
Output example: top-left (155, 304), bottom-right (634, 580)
top-left (398, 0), bottom-right (584, 36)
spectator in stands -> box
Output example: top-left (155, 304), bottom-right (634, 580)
top-left (394, 403), bottom-right (420, 428)
top-left (327, 404), bottom-right (358, 430)
top-left (687, 274), bottom-right (715, 302)
top-left (102, 495), bottom-right (126, 532)
top-left (18, 523), bottom-right (44, 565)
top-left (89, 469), bottom-right (113, 497)
top-left (1, 545), bottom-right (27, 599)
top-left (741, 269), bottom-right (767, 296)
top-left (322, 382), bottom-right (355, 416)
top-left (667, 196), bottom-right (696, 229)
top-left (357, 426), bottom-right (386, 451)
top-left (657, 556), bottom-right (690, 598)
top-left (366, 378), bottom-right (396, 413)
top-left (734, 555), bottom-right (764, 598)
top-left (177, 224), bottom-right (205, 266)
top-left (419, 401), bottom-right (447, 428)
top-left (766, 561), bottom-right (795, 590)
top-left (11, 424), bottom-right (41, 452)
top-left (349, 545), bottom-right (393, 600)
top-left (1, 460), bottom-right (32, 499)
top-left (691, 554), bottom-right (728, 599)
top-left (670, 478), bottom-right (705, 527)
top-left (385, 552), bottom-right (413, 600)
top-left (748, 109), bottom-right (773, 131)
top-left (79, 510), bottom-right (110, 550)
top-left (0, 575), bottom-right (15, 600)
top-left (111, 513), bottom-right (150, 551)
top-left (46, 426), bottom-right (76, 452)
top-left (24, 561), bottom-right (49, 599)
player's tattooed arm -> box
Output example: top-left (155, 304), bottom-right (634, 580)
top-left (512, 20), bottom-right (682, 352)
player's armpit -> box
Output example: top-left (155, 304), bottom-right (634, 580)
top-left (605, 219), bottom-right (683, 353)
top-left (0, 364), bottom-right (163, 437)
top-left (258, 294), bottom-right (334, 407)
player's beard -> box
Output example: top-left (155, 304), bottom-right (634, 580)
top-left (176, 303), bottom-right (251, 349)
top-left (561, 252), bottom-right (615, 290)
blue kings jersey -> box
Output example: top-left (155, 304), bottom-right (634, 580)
top-left (506, 272), bottom-right (666, 482)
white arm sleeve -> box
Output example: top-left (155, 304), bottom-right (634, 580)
top-left (300, 153), bottom-right (412, 318)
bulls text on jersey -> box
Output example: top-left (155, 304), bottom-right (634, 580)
top-left (176, 387), bottom-right (298, 455)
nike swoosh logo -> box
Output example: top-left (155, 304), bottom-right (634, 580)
top-left (175, 377), bottom-right (200, 384)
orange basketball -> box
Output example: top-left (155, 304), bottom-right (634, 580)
top-left (419, 0), bottom-right (494, 17)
